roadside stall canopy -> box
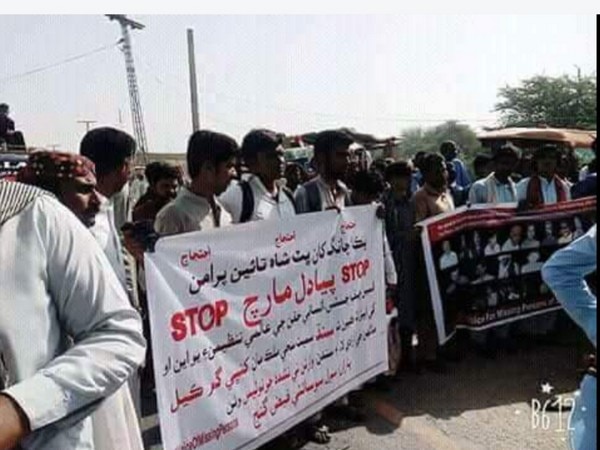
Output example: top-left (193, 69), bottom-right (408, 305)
top-left (477, 127), bottom-right (596, 149)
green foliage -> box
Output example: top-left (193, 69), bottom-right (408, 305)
top-left (495, 73), bottom-right (597, 130)
top-left (395, 120), bottom-right (484, 168)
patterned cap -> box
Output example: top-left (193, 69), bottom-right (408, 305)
top-left (17, 151), bottom-right (96, 186)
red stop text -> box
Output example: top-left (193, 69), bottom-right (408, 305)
top-left (341, 259), bottom-right (370, 283)
top-left (171, 300), bottom-right (229, 342)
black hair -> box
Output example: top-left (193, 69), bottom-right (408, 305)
top-left (494, 145), bottom-right (519, 162)
top-left (421, 153), bottom-right (446, 175)
top-left (313, 130), bottom-right (353, 157)
top-left (440, 140), bottom-right (458, 156)
top-left (352, 170), bottom-right (386, 197)
top-left (473, 154), bottom-right (492, 170)
top-left (145, 161), bottom-right (180, 186)
top-left (385, 160), bottom-right (413, 181)
top-left (241, 129), bottom-right (283, 163)
top-left (187, 130), bottom-right (239, 179)
top-left (285, 161), bottom-right (308, 178)
top-left (413, 151), bottom-right (427, 170)
top-left (371, 158), bottom-right (388, 175)
top-left (0, 103), bottom-right (8, 113)
top-left (80, 127), bottom-right (136, 176)
top-left (533, 144), bottom-right (560, 161)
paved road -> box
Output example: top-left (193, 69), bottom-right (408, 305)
top-left (142, 342), bottom-right (582, 450)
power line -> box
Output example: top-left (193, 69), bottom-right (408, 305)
top-left (138, 66), bottom-right (499, 125)
top-left (136, 55), bottom-right (595, 128)
top-left (139, 65), bottom-right (500, 124)
top-left (0, 42), bottom-right (119, 85)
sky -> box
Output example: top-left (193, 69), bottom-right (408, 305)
top-left (0, 15), bottom-right (596, 153)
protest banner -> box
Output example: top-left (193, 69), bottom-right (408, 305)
top-left (419, 197), bottom-right (597, 345)
top-left (144, 205), bottom-right (388, 450)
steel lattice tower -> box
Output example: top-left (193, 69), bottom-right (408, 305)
top-left (107, 15), bottom-right (148, 160)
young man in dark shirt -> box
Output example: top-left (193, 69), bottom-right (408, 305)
top-left (132, 162), bottom-right (180, 222)
top-left (295, 130), bottom-right (353, 213)
top-left (0, 103), bottom-right (15, 139)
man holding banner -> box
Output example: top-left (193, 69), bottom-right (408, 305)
top-left (220, 129), bottom-right (296, 223)
top-left (516, 145), bottom-right (572, 340)
top-left (418, 187), bottom-right (596, 349)
top-left (413, 153), bottom-right (455, 372)
top-left (517, 145), bottom-right (571, 207)
top-left (155, 130), bottom-right (239, 235)
top-left (144, 205), bottom-right (389, 450)
top-left (295, 130), bottom-right (353, 214)
top-left (468, 145), bottom-right (519, 205)
top-left (293, 129), bottom-right (356, 444)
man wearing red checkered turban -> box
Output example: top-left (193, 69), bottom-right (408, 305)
top-left (17, 151), bottom-right (101, 228)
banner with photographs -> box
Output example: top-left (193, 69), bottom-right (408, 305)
top-left (419, 197), bottom-right (597, 345)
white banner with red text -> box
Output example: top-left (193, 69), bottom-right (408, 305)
top-left (144, 206), bottom-right (388, 450)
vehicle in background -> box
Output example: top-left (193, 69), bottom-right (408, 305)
top-left (283, 145), bottom-right (313, 173)
top-left (0, 152), bottom-right (28, 181)
top-left (477, 127), bottom-right (596, 181)
top-left (282, 128), bottom-right (400, 173)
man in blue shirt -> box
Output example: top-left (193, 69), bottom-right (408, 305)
top-left (410, 151), bottom-right (427, 194)
top-left (447, 162), bottom-right (468, 207)
top-left (542, 226), bottom-right (596, 450)
top-left (572, 139), bottom-right (597, 200)
top-left (466, 147), bottom-right (521, 355)
top-left (440, 141), bottom-right (471, 189)
top-left (572, 172), bottom-right (597, 200)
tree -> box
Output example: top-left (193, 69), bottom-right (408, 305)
top-left (495, 72), bottom-right (597, 130)
top-left (395, 121), bottom-right (483, 167)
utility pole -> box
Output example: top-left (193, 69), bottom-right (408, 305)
top-left (573, 65), bottom-right (582, 127)
top-left (106, 14), bottom-right (148, 162)
top-left (77, 120), bottom-right (97, 133)
top-left (46, 144), bottom-right (60, 151)
top-left (187, 28), bottom-right (200, 132)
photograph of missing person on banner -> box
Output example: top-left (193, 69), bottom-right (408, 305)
top-left (424, 201), bottom-right (596, 344)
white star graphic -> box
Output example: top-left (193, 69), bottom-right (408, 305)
top-left (541, 382), bottom-right (554, 395)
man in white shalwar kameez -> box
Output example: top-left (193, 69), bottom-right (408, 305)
top-left (16, 152), bottom-right (145, 450)
top-left (0, 181), bottom-right (146, 450)
top-left (79, 128), bottom-right (145, 430)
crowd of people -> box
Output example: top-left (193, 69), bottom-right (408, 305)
top-left (0, 122), bottom-right (596, 450)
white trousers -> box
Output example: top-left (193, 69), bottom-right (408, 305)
top-left (92, 383), bottom-right (144, 450)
